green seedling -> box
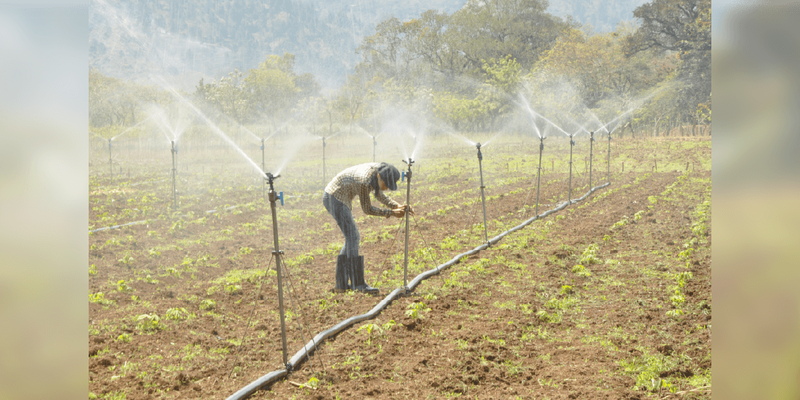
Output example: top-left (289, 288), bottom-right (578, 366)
top-left (89, 292), bottom-right (114, 306)
top-left (199, 299), bottom-right (216, 310)
top-left (136, 314), bottom-right (161, 332)
top-left (357, 323), bottom-right (383, 346)
top-left (405, 302), bottom-right (430, 320)
top-left (165, 307), bottom-right (190, 320)
top-left (572, 264), bottom-right (592, 277)
top-left (116, 280), bottom-right (132, 293)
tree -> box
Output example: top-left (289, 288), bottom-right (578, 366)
top-left (624, 0), bottom-right (711, 126)
top-left (198, 69), bottom-right (252, 125)
top-left (480, 55), bottom-right (522, 128)
top-left (537, 26), bottom-right (669, 108)
top-left (356, 17), bottom-right (406, 80)
top-left (447, 0), bottom-right (571, 74)
top-left (90, 68), bottom-right (167, 130)
top-left (245, 56), bottom-right (298, 126)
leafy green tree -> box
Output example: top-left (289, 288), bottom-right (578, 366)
top-left (537, 26), bottom-right (671, 108)
top-left (624, 0), bottom-right (711, 128)
top-left (448, 0), bottom-right (571, 74)
top-left (245, 55), bottom-right (298, 126)
top-left (480, 55), bottom-right (522, 128)
top-left (197, 69), bottom-right (252, 125)
top-left (357, 17), bottom-right (407, 80)
top-left (89, 68), bottom-right (168, 131)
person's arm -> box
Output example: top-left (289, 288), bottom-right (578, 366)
top-left (358, 186), bottom-right (392, 217)
top-left (375, 189), bottom-right (401, 210)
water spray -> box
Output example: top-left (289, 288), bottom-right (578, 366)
top-left (589, 131), bottom-right (595, 188)
top-left (265, 172), bottom-right (289, 369)
top-left (261, 138), bottom-right (267, 202)
top-left (568, 136), bottom-right (575, 203)
top-left (475, 143), bottom-right (489, 245)
top-left (170, 140), bottom-right (177, 209)
top-left (535, 137), bottom-right (545, 216)
top-left (401, 158), bottom-right (414, 292)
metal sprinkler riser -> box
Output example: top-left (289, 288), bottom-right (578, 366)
top-left (535, 136), bottom-right (545, 217)
top-left (265, 172), bottom-right (289, 368)
top-left (475, 142), bottom-right (489, 245)
top-left (401, 158), bottom-right (414, 292)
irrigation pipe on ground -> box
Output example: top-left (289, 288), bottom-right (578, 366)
top-left (226, 181), bottom-right (610, 400)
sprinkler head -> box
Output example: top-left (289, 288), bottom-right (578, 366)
top-left (265, 172), bottom-right (281, 185)
top-left (402, 158), bottom-right (414, 166)
top-left (475, 142), bottom-right (482, 149)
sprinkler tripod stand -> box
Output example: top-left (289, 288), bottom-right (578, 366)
top-left (589, 131), bottom-right (595, 188)
top-left (568, 136), bottom-right (575, 204)
top-left (401, 158), bottom-right (414, 292)
top-left (476, 143), bottom-right (489, 246)
top-left (535, 137), bottom-right (545, 216)
top-left (171, 141), bottom-right (178, 209)
top-left (265, 172), bottom-right (289, 369)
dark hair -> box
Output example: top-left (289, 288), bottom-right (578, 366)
top-left (371, 162), bottom-right (400, 195)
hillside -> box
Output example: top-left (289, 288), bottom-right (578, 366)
top-left (89, 0), bottom-right (645, 91)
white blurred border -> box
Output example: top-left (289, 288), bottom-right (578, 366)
top-left (0, 2), bottom-right (88, 400)
top-left (713, 1), bottom-right (800, 399)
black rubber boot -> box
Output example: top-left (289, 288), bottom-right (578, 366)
top-left (354, 255), bottom-right (379, 294)
top-left (334, 255), bottom-right (349, 292)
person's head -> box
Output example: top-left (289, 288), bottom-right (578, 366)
top-left (374, 162), bottom-right (400, 192)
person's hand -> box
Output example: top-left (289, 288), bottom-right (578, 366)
top-left (391, 204), bottom-right (414, 218)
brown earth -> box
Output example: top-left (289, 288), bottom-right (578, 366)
top-left (89, 137), bottom-right (711, 399)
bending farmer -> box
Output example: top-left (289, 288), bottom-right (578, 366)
top-left (323, 162), bottom-right (413, 293)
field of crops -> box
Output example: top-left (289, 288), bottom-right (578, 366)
top-left (89, 134), bottom-right (711, 399)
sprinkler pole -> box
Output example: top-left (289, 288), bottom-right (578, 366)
top-left (171, 141), bottom-right (177, 209)
top-left (589, 131), bottom-right (594, 188)
top-left (568, 136), bottom-right (575, 203)
top-left (535, 137), bottom-right (545, 216)
top-left (372, 136), bottom-right (377, 163)
top-left (476, 143), bottom-right (489, 245)
top-left (607, 131), bottom-right (612, 184)
top-left (401, 158), bottom-right (414, 292)
top-left (266, 173), bottom-right (289, 369)
top-left (261, 139), bottom-right (266, 202)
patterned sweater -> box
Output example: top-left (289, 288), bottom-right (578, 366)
top-left (324, 163), bottom-right (401, 217)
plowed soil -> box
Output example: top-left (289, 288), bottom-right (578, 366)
top-left (89, 137), bottom-right (711, 399)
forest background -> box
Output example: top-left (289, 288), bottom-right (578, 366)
top-left (89, 0), bottom-right (711, 140)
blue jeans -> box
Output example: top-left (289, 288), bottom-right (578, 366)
top-left (323, 192), bottom-right (359, 258)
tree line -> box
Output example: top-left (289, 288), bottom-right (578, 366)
top-left (90, 0), bottom-right (711, 139)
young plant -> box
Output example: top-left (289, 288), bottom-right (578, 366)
top-left (136, 314), bottom-right (161, 333)
top-left (405, 302), bottom-right (430, 320)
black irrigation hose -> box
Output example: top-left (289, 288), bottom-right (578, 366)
top-left (225, 181), bottom-right (610, 400)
